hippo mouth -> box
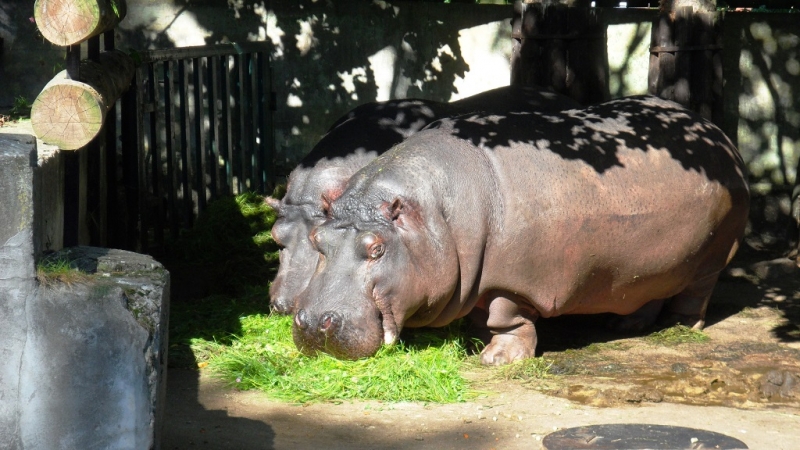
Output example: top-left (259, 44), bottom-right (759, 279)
top-left (372, 290), bottom-right (399, 346)
top-left (292, 291), bottom-right (396, 360)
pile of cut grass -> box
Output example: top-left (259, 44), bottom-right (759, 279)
top-left (645, 325), bottom-right (709, 346)
top-left (191, 314), bottom-right (475, 403)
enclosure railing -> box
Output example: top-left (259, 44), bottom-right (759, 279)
top-left (122, 42), bottom-right (275, 254)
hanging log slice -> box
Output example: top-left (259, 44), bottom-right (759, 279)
top-left (31, 50), bottom-right (135, 150)
top-left (34, 0), bottom-right (127, 47)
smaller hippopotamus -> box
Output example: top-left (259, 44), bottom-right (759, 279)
top-left (291, 96), bottom-right (750, 365)
top-left (267, 85), bottom-right (581, 314)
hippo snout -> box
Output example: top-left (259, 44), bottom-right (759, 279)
top-left (294, 309), bottom-right (310, 330)
top-left (319, 311), bottom-right (341, 336)
top-left (294, 309), bottom-right (341, 336)
top-left (292, 305), bottom-right (385, 360)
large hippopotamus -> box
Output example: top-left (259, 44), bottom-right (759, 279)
top-left (267, 86), bottom-right (580, 314)
top-left (291, 96), bottom-right (750, 365)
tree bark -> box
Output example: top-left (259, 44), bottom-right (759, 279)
top-left (34, 0), bottom-right (127, 47)
top-left (31, 50), bottom-right (135, 150)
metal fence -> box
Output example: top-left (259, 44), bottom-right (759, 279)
top-left (122, 42), bottom-right (275, 254)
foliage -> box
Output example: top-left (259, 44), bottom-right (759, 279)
top-left (165, 192), bottom-right (279, 295)
top-left (10, 95), bottom-right (31, 119)
top-left (36, 255), bottom-right (89, 286)
top-left (645, 325), bottom-right (710, 346)
top-left (190, 314), bottom-right (475, 403)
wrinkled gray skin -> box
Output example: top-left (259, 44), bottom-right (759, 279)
top-left (292, 96), bottom-right (750, 365)
top-left (267, 86), bottom-right (581, 314)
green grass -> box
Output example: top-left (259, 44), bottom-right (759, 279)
top-left (494, 356), bottom-right (553, 381)
top-left (644, 325), bottom-right (710, 346)
top-left (164, 192), bottom-right (280, 295)
top-left (190, 314), bottom-right (475, 403)
top-left (36, 255), bottom-right (89, 286)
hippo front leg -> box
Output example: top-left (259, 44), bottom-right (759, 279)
top-left (472, 291), bottom-right (540, 366)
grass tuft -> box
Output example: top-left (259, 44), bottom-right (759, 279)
top-left (191, 315), bottom-right (474, 403)
top-left (645, 325), bottom-right (709, 346)
top-left (36, 255), bottom-right (90, 286)
top-left (495, 357), bottom-right (553, 381)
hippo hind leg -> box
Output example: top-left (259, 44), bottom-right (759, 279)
top-left (473, 291), bottom-right (540, 366)
top-left (660, 270), bottom-right (723, 330)
top-left (607, 298), bottom-right (666, 332)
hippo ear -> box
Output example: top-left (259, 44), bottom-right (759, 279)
top-left (265, 196), bottom-right (282, 212)
top-left (320, 193), bottom-right (334, 218)
top-left (385, 197), bottom-right (418, 228)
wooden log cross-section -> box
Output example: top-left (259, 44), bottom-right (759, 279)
top-left (34, 0), bottom-right (127, 47)
top-left (31, 50), bottom-right (135, 150)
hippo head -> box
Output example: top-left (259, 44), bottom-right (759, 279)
top-left (267, 199), bottom-right (327, 314)
top-left (268, 168), bottom-right (349, 314)
top-left (292, 183), bottom-right (461, 359)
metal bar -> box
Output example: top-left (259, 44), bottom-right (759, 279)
top-left (241, 52), bottom-right (254, 193)
top-left (104, 31), bottom-right (118, 248)
top-left (192, 56), bottom-right (207, 214)
top-left (124, 70), bottom-right (142, 251)
top-left (238, 53), bottom-right (252, 193)
top-left (650, 44), bottom-right (723, 53)
top-left (255, 52), bottom-right (266, 194)
top-left (86, 36), bottom-right (102, 246)
top-left (66, 45), bottom-right (80, 79)
top-left (163, 60), bottom-right (180, 242)
top-left (63, 151), bottom-right (80, 247)
top-left (207, 55), bottom-right (220, 199)
top-left (137, 42), bottom-right (271, 64)
top-left (221, 55), bottom-right (234, 196)
top-left (178, 60), bottom-right (194, 228)
top-left (148, 62), bottom-right (164, 252)
top-left (230, 54), bottom-right (242, 194)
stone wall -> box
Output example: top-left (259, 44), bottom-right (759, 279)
top-left (0, 132), bottom-right (169, 449)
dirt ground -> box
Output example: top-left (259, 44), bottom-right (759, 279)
top-left (161, 247), bottom-right (800, 450)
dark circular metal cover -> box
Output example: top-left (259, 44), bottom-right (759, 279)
top-left (542, 423), bottom-right (749, 449)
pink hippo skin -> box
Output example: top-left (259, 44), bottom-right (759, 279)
top-left (267, 85), bottom-right (580, 314)
top-left (291, 96), bottom-right (750, 365)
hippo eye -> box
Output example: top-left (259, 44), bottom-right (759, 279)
top-left (368, 243), bottom-right (385, 260)
top-left (361, 233), bottom-right (385, 260)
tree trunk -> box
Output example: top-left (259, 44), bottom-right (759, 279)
top-left (34, 0), bottom-right (127, 47)
top-left (31, 50), bottom-right (135, 150)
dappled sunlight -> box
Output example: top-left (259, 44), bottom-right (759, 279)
top-left (430, 96), bottom-right (742, 184)
top-left (125, 4), bottom-right (210, 48)
top-left (726, 16), bottom-right (800, 252)
top-left (607, 22), bottom-right (651, 97)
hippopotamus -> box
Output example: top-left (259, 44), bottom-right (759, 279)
top-left (291, 95), bottom-right (750, 365)
top-left (267, 85), bottom-right (581, 314)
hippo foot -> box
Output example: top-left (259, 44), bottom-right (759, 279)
top-left (607, 299), bottom-right (665, 332)
top-left (658, 312), bottom-right (705, 330)
top-left (479, 325), bottom-right (537, 366)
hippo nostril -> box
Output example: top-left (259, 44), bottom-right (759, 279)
top-left (295, 309), bottom-right (310, 330)
top-left (318, 311), bottom-right (340, 336)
